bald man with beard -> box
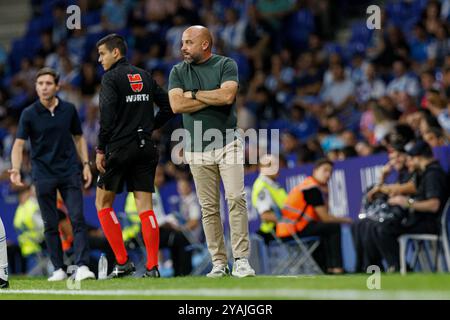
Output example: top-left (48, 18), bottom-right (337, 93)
top-left (168, 26), bottom-right (255, 278)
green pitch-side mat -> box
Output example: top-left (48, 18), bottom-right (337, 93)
top-left (1, 274), bottom-right (450, 300)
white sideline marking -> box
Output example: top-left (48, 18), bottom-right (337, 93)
top-left (1, 288), bottom-right (450, 299)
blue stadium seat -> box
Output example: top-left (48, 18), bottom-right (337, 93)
top-left (66, 0), bottom-right (78, 6)
top-left (41, 0), bottom-right (68, 17)
top-left (350, 20), bottom-right (372, 39)
top-left (284, 9), bottom-right (315, 48)
top-left (411, 0), bottom-right (428, 16)
top-left (267, 119), bottom-right (290, 132)
top-left (402, 17), bottom-right (420, 41)
top-left (23, 35), bottom-right (42, 57)
top-left (346, 42), bottom-right (368, 59)
top-left (324, 42), bottom-right (343, 55)
top-left (82, 10), bottom-right (101, 28)
top-left (83, 31), bottom-right (109, 59)
top-left (8, 39), bottom-right (27, 74)
top-left (386, 1), bottom-right (413, 26)
top-left (26, 17), bottom-right (51, 37)
top-left (228, 52), bottom-right (250, 82)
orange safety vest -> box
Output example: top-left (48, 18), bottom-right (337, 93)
top-left (276, 176), bottom-right (323, 238)
top-left (57, 199), bottom-right (73, 251)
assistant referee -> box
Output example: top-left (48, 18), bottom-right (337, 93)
top-left (94, 34), bottom-right (174, 278)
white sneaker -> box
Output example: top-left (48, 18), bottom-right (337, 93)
top-left (206, 264), bottom-right (230, 278)
top-left (48, 268), bottom-right (68, 282)
top-left (232, 258), bottom-right (256, 278)
top-left (74, 265), bottom-right (96, 281)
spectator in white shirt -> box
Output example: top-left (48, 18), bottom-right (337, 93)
top-left (220, 8), bottom-right (246, 52)
top-left (387, 59), bottom-right (420, 98)
top-left (428, 97), bottom-right (450, 138)
top-left (427, 22), bottom-right (450, 69)
top-left (321, 63), bottom-right (355, 111)
top-left (357, 62), bottom-right (386, 103)
top-left (165, 15), bottom-right (189, 60)
top-left (323, 53), bottom-right (351, 87)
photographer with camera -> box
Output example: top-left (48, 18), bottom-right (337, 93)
top-left (353, 143), bottom-right (418, 272)
top-left (374, 140), bottom-right (448, 272)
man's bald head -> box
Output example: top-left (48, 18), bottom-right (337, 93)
top-left (181, 25), bottom-right (213, 64)
top-left (184, 26), bottom-right (213, 47)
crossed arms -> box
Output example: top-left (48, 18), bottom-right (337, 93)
top-left (168, 81), bottom-right (238, 114)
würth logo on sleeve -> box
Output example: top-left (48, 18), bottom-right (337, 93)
top-left (127, 74), bottom-right (143, 92)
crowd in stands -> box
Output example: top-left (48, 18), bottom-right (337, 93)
top-left (6, 0), bottom-right (446, 185)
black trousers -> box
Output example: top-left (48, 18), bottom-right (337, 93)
top-left (351, 218), bottom-right (383, 273)
top-left (373, 217), bottom-right (439, 271)
top-left (298, 221), bottom-right (343, 270)
top-left (34, 174), bottom-right (90, 270)
top-left (159, 225), bottom-right (192, 276)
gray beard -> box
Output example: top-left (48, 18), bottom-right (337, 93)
top-left (184, 54), bottom-right (201, 64)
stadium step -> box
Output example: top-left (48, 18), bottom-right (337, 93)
top-left (0, 0), bottom-right (30, 51)
top-left (334, 0), bottom-right (384, 50)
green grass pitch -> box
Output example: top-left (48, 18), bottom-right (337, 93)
top-left (1, 274), bottom-right (450, 300)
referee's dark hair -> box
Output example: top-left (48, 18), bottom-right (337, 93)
top-left (36, 67), bottom-right (60, 85)
top-left (96, 33), bottom-right (128, 56)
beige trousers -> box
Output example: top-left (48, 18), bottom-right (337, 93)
top-left (186, 138), bottom-right (250, 265)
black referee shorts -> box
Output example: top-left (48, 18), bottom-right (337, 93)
top-left (97, 141), bottom-right (158, 193)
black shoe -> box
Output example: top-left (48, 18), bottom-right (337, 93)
top-left (0, 278), bottom-right (9, 289)
top-left (143, 266), bottom-right (160, 278)
top-left (108, 260), bottom-right (136, 279)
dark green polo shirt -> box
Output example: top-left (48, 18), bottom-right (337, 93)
top-left (168, 54), bottom-right (238, 152)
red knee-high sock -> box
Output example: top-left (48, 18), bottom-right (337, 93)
top-left (139, 210), bottom-right (159, 270)
top-left (98, 208), bottom-right (128, 265)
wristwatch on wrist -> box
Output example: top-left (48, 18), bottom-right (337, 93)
top-left (407, 197), bottom-right (415, 209)
top-left (83, 161), bottom-right (92, 167)
top-left (191, 89), bottom-right (198, 100)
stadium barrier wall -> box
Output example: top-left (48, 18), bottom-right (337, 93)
top-left (1, 146), bottom-right (449, 272)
